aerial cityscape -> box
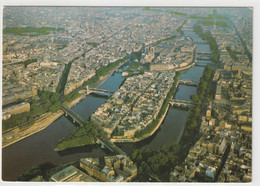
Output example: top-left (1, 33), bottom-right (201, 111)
top-left (2, 7), bottom-right (252, 182)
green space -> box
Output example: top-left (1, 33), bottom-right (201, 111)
top-left (56, 44), bottom-right (68, 50)
top-left (83, 55), bottom-right (129, 86)
top-left (86, 42), bottom-right (98, 47)
top-left (131, 142), bottom-right (181, 181)
top-left (131, 66), bottom-right (215, 181)
top-left (124, 61), bottom-right (150, 77)
top-left (3, 26), bottom-right (64, 36)
top-left (177, 20), bottom-right (187, 35)
top-left (198, 20), bottom-right (214, 26)
top-left (134, 72), bottom-right (181, 138)
top-left (193, 24), bottom-right (220, 63)
top-left (168, 11), bottom-right (186, 16)
top-left (16, 58), bottom-right (37, 67)
top-left (2, 91), bottom-right (62, 132)
top-left (55, 122), bottom-right (105, 151)
top-left (111, 126), bottom-right (124, 137)
top-left (156, 35), bottom-right (176, 46)
top-left (189, 14), bottom-right (214, 20)
top-left (226, 46), bottom-right (238, 61)
top-left (162, 35), bottom-right (176, 42)
top-left (212, 10), bottom-right (228, 20)
top-left (61, 89), bottom-right (81, 103)
top-left (216, 21), bottom-right (229, 28)
top-left (189, 10), bottom-right (227, 21)
top-left (144, 7), bottom-right (151, 11)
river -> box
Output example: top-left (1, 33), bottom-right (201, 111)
top-left (2, 20), bottom-right (213, 180)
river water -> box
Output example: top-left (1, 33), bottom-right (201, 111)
top-left (2, 22), bottom-right (213, 180)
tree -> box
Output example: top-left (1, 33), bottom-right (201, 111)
top-left (43, 101), bottom-right (52, 111)
top-left (190, 94), bottom-right (199, 102)
top-left (28, 117), bottom-right (35, 125)
top-left (49, 102), bottom-right (61, 113)
top-left (50, 93), bottom-right (59, 103)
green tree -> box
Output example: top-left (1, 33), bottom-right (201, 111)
top-left (50, 93), bottom-right (59, 103)
top-left (190, 94), bottom-right (199, 102)
top-left (49, 102), bottom-right (61, 113)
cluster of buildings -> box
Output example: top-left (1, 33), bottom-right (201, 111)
top-left (170, 10), bottom-right (252, 182)
top-left (3, 7), bottom-right (185, 97)
top-left (91, 71), bottom-right (176, 141)
top-left (2, 102), bottom-right (30, 120)
top-left (150, 35), bottom-right (196, 71)
top-left (50, 155), bottom-right (137, 182)
top-left (2, 82), bottom-right (37, 107)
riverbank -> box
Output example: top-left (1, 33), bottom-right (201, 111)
top-left (111, 104), bottom-right (171, 143)
top-left (111, 75), bottom-right (180, 143)
top-left (2, 111), bottom-right (64, 148)
top-left (2, 59), bottom-right (128, 149)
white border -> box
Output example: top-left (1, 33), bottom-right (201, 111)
top-left (0, 0), bottom-right (259, 186)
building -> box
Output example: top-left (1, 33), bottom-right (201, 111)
top-left (51, 165), bottom-right (97, 182)
top-left (2, 102), bottom-right (30, 120)
top-left (80, 155), bottom-right (137, 182)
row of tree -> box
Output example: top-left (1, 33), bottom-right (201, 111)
top-left (84, 55), bottom-right (130, 86)
top-left (181, 65), bottom-right (215, 150)
top-left (131, 142), bottom-right (181, 181)
top-left (193, 24), bottom-right (220, 63)
top-left (226, 46), bottom-right (239, 61)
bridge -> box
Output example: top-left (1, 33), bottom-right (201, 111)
top-left (182, 28), bottom-right (193, 31)
top-left (179, 79), bottom-right (198, 86)
top-left (195, 63), bottom-right (210, 67)
top-left (85, 86), bottom-right (113, 97)
top-left (195, 40), bottom-right (209, 44)
top-left (61, 105), bottom-right (87, 126)
top-left (196, 50), bottom-right (212, 55)
top-left (61, 104), bottom-right (128, 157)
top-left (169, 99), bottom-right (196, 109)
top-left (98, 138), bottom-right (128, 156)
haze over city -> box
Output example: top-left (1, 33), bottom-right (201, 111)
top-left (2, 6), bottom-right (252, 183)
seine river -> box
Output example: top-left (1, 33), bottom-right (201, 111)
top-left (2, 21), bottom-right (213, 180)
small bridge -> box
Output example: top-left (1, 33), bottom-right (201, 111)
top-left (196, 50), bottom-right (212, 55)
top-left (61, 105), bottom-right (86, 126)
top-left (179, 79), bottom-right (198, 86)
top-left (98, 138), bottom-right (128, 156)
top-left (195, 63), bottom-right (210, 67)
top-left (86, 87), bottom-right (113, 97)
top-left (182, 28), bottom-right (193, 31)
top-left (169, 99), bottom-right (196, 109)
top-left (195, 40), bottom-right (209, 44)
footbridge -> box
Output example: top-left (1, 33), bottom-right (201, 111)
top-left (179, 79), bottom-right (198, 86)
top-left (98, 137), bottom-right (128, 156)
top-left (61, 105), bottom-right (86, 126)
top-left (169, 99), bottom-right (196, 109)
top-left (86, 87), bottom-right (113, 97)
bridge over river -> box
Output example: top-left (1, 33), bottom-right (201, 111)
top-left (179, 79), bottom-right (198, 86)
top-left (169, 99), bottom-right (197, 109)
top-left (61, 105), bottom-right (87, 126)
top-left (85, 86), bottom-right (114, 97)
top-left (61, 105), bottom-right (127, 156)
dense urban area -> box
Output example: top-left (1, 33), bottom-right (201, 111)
top-left (2, 7), bottom-right (252, 182)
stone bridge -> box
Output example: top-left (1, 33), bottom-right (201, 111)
top-left (169, 99), bottom-right (196, 109)
top-left (85, 86), bottom-right (114, 97)
top-left (179, 79), bottom-right (198, 86)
